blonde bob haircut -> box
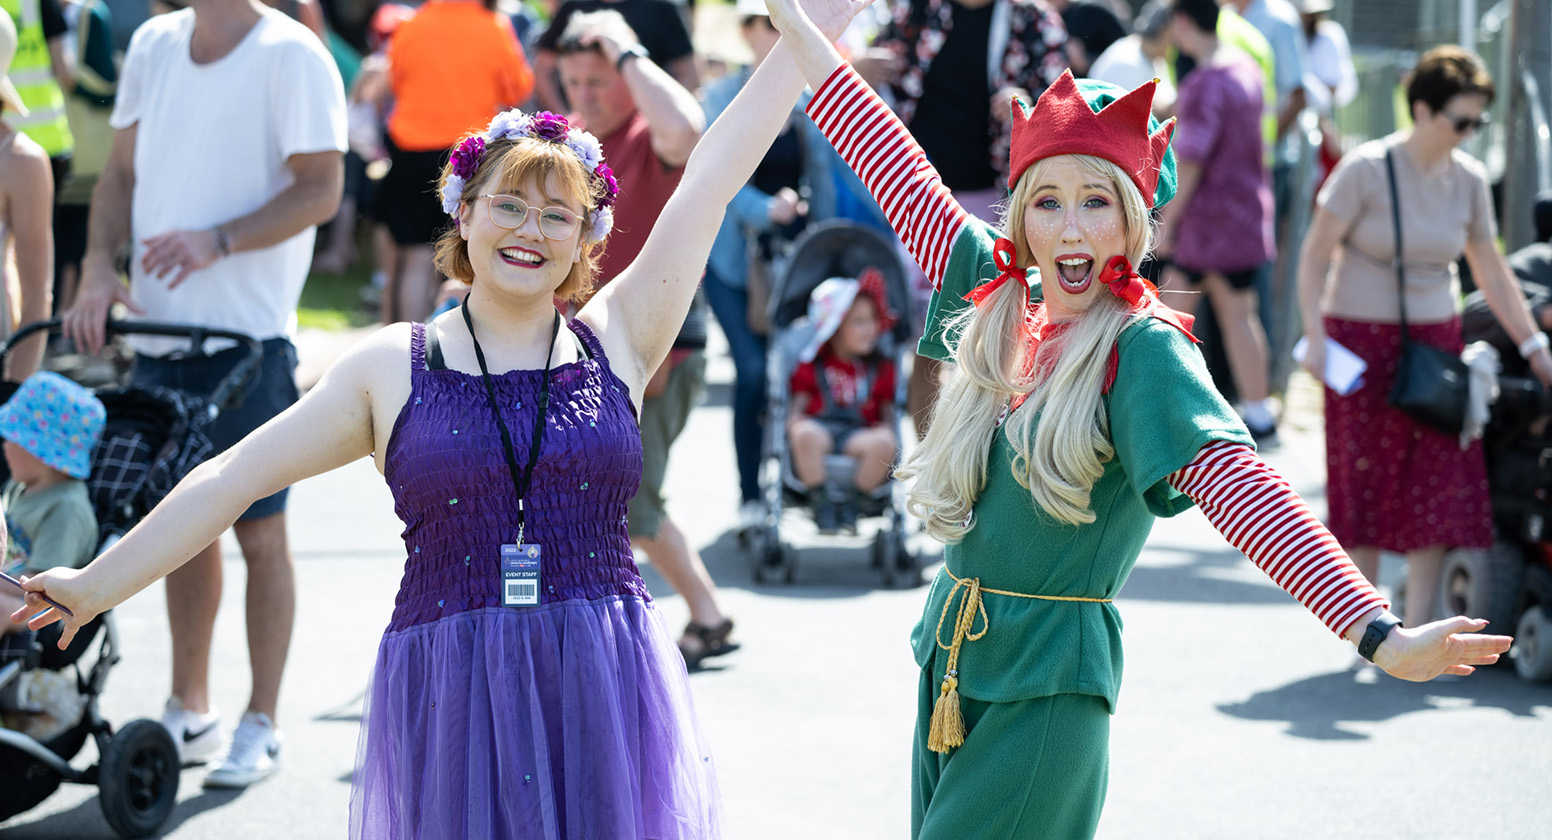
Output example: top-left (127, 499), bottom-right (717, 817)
top-left (897, 154), bottom-right (1154, 540)
top-left (432, 134), bottom-right (608, 303)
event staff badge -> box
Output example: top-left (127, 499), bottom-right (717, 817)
top-left (501, 543), bottom-right (542, 606)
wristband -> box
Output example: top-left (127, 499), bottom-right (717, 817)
top-left (212, 226), bottom-right (232, 258)
top-left (1357, 613), bottom-right (1402, 662)
top-left (615, 44), bottom-right (647, 72)
top-left (1517, 331), bottom-right (1549, 359)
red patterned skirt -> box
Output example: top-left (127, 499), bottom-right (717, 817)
top-left (1322, 317), bottom-right (1492, 552)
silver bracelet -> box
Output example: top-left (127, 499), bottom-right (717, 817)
top-left (1517, 331), bottom-right (1549, 359)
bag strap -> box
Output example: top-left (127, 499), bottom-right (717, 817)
top-left (1383, 146), bottom-right (1410, 345)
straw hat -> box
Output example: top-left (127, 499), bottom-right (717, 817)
top-left (0, 12), bottom-right (29, 118)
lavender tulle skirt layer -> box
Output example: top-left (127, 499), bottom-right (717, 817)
top-left (349, 596), bottom-right (721, 839)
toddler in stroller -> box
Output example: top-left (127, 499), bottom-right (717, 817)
top-left (1, 372), bottom-right (106, 741)
top-left (754, 220), bottom-right (926, 586)
top-left (788, 270), bottom-right (899, 533)
top-left (0, 319), bottom-right (260, 837)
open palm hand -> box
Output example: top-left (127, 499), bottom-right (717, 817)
top-left (765, 0), bottom-right (873, 43)
top-left (1375, 616), bottom-right (1513, 681)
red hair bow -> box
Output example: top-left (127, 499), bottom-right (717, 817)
top-left (963, 238), bottom-right (1027, 308)
top-left (1097, 255), bottom-right (1199, 342)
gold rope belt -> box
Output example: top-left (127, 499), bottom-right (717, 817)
top-left (927, 567), bottom-right (1113, 754)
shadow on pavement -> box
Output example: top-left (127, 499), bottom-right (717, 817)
top-left (1216, 665), bottom-right (1551, 740)
top-left (0, 778), bottom-right (243, 839)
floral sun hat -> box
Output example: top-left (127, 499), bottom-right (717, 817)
top-left (0, 372), bottom-right (107, 480)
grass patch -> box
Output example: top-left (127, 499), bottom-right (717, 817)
top-left (298, 263), bottom-right (378, 331)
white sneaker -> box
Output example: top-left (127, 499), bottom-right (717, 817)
top-left (737, 500), bottom-right (764, 533)
top-left (203, 711), bottom-right (282, 789)
top-left (161, 697), bottom-right (223, 766)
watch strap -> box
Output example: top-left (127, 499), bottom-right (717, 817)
top-left (616, 44), bottom-right (647, 72)
top-left (1357, 613), bottom-right (1402, 662)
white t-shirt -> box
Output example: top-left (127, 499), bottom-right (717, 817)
top-left (111, 8), bottom-right (346, 355)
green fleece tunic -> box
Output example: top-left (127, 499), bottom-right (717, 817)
top-left (909, 219), bottom-right (1253, 839)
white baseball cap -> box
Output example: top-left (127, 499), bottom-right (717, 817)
top-left (735, 0), bottom-right (769, 17)
top-left (0, 12), bottom-right (29, 119)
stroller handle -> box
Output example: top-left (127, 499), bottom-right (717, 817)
top-left (1, 318), bottom-right (265, 415)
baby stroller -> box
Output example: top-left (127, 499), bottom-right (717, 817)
top-left (747, 220), bottom-right (926, 587)
top-left (0, 319), bottom-right (262, 836)
top-left (1409, 292), bottom-right (1552, 683)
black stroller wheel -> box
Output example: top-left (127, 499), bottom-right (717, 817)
top-left (99, 719), bottom-right (180, 838)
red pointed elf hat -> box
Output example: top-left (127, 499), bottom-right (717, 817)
top-left (1007, 71), bottom-right (1176, 209)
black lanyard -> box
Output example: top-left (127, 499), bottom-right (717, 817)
top-left (461, 297), bottom-right (559, 544)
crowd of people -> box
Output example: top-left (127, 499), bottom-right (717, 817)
top-left (0, 0), bottom-right (1542, 838)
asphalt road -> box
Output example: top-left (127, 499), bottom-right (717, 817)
top-left (1, 330), bottom-right (1548, 839)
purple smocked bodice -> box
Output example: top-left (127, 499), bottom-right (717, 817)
top-left (381, 320), bottom-right (648, 632)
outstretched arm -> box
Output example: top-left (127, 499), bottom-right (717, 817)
top-left (582, 0), bottom-right (873, 399)
top-left (11, 333), bottom-right (390, 647)
top-left (1169, 441), bottom-right (1511, 681)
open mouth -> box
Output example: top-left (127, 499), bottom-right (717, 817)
top-left (500, 247), bottom-right (546, 268)
top-left (1056, 257), bottom-right (1094, 294)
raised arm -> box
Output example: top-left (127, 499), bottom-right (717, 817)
top-left (11, 329), bottom-right (398, 647)
top-left (770, 0), bottom-right (971, 291)
top-left (1169, 440), bottom-right (1511, 680)
top-left (582, 0), bottom-right (873, 395)
top-left (577, 17), bottom-right (703, 168)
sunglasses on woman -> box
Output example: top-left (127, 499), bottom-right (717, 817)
top-left (1443, 111), bottom-right (1489, 134)
top-left (480, 194), bottom-right (583, 240)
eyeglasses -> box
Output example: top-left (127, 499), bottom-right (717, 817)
top-left (480, 194), bottom-right (583, 240)
top-left (1443, 111), bottom-right (1489, 134)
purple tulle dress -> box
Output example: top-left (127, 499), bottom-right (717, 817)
top-left (349, 321), bottom-right (721, 839)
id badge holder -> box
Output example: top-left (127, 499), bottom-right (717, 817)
top-left (501, 543), bottom-right (542, 606)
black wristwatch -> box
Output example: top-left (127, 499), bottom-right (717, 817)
top-left (615, 44), bottom-right (648, 72)
top-left (1357, 613), bottom-right (1403, 662)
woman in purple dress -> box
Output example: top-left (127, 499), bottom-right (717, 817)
top-left (11, 2), bottom-right (876, 837)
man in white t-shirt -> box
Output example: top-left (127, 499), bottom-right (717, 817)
top-left (61, 0), bottom-right (345, 790)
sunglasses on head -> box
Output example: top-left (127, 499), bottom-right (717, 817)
top-left (1443, 111), bottom-right (1489, 134)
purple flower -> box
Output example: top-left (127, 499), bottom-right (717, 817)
top-left (595, 163), bottom-right (619, 207)
top-left (451, 136), bottom-right (485, 180)
top-left (530, 112), bottom-right (571, 142)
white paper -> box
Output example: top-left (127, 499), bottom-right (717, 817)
top-left (1292, 336), bottom-right (1367, 396)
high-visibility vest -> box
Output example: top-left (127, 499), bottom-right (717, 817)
top-left (1, 0), bottom-right (75, 158)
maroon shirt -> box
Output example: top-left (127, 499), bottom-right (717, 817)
top-left (1172, 53), bottom-right (1275, 274)
top-left (591, 110), bottom-right (684, 286)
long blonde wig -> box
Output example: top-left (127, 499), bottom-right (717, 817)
top-left (898, 154), bottom-right (1154, 541)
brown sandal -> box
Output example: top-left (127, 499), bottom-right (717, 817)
top-left (677, 619), bottom-right (740, 671)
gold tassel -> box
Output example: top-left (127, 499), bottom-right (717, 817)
top-left (929, 576), bottom-right (987, 755)
top-left (927, 672), bottom-right (965, 753)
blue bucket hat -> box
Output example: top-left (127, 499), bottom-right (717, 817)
top-left (0, 372), bottom-right (106, 480)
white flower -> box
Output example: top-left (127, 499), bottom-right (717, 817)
top-left (440, 174), bottom-right (466, 217)
top-left (565, 129), bottom-right (604, 170)
top-left (486, 109), bottom-right (529, 142)
top-left (587, 205), bottom-right (613, 243)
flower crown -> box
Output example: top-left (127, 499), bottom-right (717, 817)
top-left (439, 109), bottom-right (621, 243)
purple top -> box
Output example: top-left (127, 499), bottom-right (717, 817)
top-left (382, 320), bottom-right (649, 632)
top-left (1171, 53), bottom-right (1276, 274)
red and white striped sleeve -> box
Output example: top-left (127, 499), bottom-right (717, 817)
top-left (1167, 440), bottom-right (1388, 636)
top-left (804, 64), bottom-right (971, 291)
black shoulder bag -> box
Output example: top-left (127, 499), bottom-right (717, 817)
top-left (1384, 146), bottom-right (1470, 434)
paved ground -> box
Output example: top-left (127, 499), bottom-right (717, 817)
top-left (1, 318), bottom-right (1548, 839)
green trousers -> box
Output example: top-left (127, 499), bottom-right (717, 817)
top-left (912, 668), bottom-right (1111, 839)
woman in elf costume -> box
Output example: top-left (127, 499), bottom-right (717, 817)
top-left (765, 1), bottom-right (1513, 837)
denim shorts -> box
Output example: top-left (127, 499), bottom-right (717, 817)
top-left (130, 338), bottom-right (299, 520)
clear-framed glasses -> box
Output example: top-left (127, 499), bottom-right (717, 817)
top-left (480, 194), bottom-right (583, 240)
